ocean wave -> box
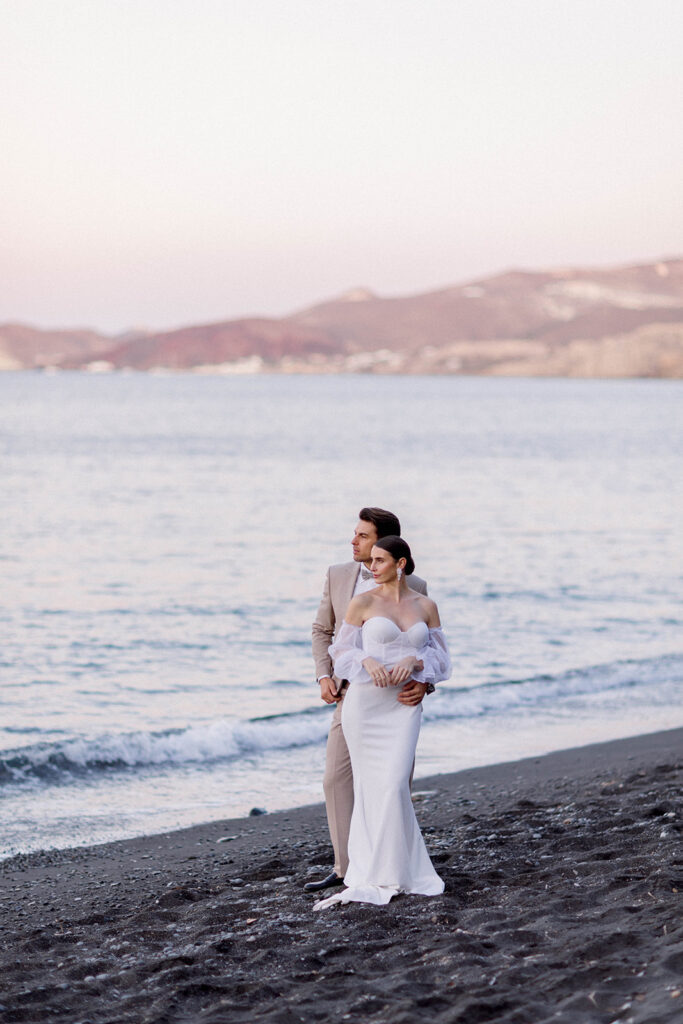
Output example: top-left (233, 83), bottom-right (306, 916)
top-left (0, 710), bottom-right (331, 788)
top-left (1, 653), bottom-right (680, 789)
top-left (425, 652), bottom-right (683, 722)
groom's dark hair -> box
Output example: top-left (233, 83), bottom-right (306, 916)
top-left (359, 507), bottom-right (401, 539)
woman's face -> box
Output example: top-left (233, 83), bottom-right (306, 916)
top-left (370, 546), bottom-right (399, 584)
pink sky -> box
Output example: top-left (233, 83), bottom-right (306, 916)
top-left (1, 0), bottom-right (681, 333)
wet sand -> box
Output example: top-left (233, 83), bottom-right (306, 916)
top-left (1, 728), bottom-right (681, 1024)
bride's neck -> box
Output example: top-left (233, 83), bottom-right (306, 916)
top-left (379, 579), bottom-right (407, 603)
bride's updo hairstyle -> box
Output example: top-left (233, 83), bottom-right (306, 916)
top-left (374, 535), bottom-right (415, 576)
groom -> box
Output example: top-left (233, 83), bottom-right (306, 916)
top-left (306, 507), bottom-right (430, 893)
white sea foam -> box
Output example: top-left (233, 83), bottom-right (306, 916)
top-left (0, 711), bottom-right (331, 786)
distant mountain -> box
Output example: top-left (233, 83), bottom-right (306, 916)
top-left (286, 258), bottom-right (683, 376)
top-left (0, 323), bottom-right (112, 371)
top-left (2, 257), bottom-right (682, 377)
top-left (58, 318), bottom-right (337, 372)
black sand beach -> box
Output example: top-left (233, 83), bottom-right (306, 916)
top-left (1, 728), bottom-right (681, 1024)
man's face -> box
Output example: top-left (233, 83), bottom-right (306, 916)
top-left (351, 519), bottom-right (378, 563)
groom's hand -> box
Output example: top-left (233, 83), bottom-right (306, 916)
top-left (319, 676), bottom-right (342, 704)
top-left (397, 680), bottom-right (429, 706)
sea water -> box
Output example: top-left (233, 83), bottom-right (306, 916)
top-left (1, 372), bottom-right (681, 857)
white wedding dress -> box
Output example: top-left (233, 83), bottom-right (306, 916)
top-left (314, 616), bottom-right (451, 909)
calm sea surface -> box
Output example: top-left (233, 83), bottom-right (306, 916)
top-left (1, 372), bottom-right (682, 858)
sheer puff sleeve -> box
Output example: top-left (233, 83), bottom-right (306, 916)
top-left (412, 627), bottom-right (451, 686)
top-left (328, 621), bottom-right (371, 684)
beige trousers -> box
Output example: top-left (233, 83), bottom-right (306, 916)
top-left (323, 686), bottom-right (354, 877)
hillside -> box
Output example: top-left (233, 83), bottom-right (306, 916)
top-left (2, 258), bottom-right (682, 377)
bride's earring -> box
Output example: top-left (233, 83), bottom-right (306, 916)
top-left (396, 567), bottom-right (403, 581)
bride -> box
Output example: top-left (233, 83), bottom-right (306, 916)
top-left (314, 535), bottom-right (451, 909)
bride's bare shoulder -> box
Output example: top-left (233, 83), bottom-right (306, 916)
top-left (416, 594), bottom-right (440, 627)
top-left (345, 592), bottom-right (373, 625)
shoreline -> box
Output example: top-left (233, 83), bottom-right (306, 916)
top-left (2, 727), bottom-right (681, 1023)
top-left (2, 725), bottom-right (682, 872)
top-left (5, 708), bottom-right (683, 865)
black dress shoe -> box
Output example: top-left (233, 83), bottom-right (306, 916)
top-left (303, 871), bottom-right (343, 893)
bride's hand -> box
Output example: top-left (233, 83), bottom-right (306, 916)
top-left (362, 657), bottom-right (391, 687)
top-left (389, 656), bottom-right (421, 685)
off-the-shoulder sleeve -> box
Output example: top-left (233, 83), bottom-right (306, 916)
top-left (328, 621), bottom-right (370, 683)
top-left (412, 627), bottom-right (451, 685)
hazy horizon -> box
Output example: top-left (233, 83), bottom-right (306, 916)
top-left (3, 251), bottom-right (683, 338)
top-left (2, 0), bottom-right (682, 333)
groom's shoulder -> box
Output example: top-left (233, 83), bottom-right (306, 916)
top-left (328, 560), bottom-right (357, 577)
top-left (408, 572), bottom-right (428, 594)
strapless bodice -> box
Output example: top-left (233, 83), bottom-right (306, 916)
top-left (361, 616), bottom-right (429, 647)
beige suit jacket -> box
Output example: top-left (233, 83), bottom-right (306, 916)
top-left (311, 561), bottom-right (428, 685)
